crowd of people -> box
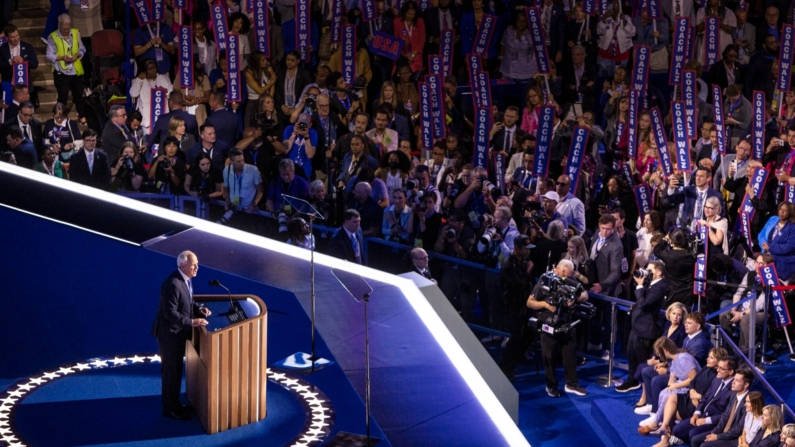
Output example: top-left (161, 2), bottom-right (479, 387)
top-left (2, 0), bottom-right (795, 442)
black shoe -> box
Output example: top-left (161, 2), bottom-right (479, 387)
top-left (546, 386), bottom-right (561, 398)
top-left (178, 404), bottom-right (193, 415)
top-left (565, 385), bottom-right (589, 396)
top-left (615, 380), bottom-right (641, 392)
top-left (163, 410), bottom-right (191, 420)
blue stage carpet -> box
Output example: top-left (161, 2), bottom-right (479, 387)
top-left (12, 362), bottom-right (308, 447)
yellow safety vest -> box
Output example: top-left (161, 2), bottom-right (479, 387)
top-left (50, 29), bottom-right (84, 76)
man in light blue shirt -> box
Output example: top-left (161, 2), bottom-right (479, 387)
top-left (223, 149), bottom-right (263, 212)
top-left (554, 175), bottom-right (585, 235)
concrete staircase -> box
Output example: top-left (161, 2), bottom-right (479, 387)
top-left (12, 0), bottom-right (80, 119)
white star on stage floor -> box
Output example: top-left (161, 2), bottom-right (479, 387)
top-left (42, 372), bottom-right (60, 380)
top-left (147, 355), bottom-right (161, 363)
top-left (109, 357), bottom-right (128, 366)
top-left (270, 372), bottom-right (286, 381)
top-left (0, 397), bottom-right (17, 406)
top-left (90, 359), bottom-right (108, 368)
top-left (73, 363), bottom-right (91, 371)
top-left (28, 377), bottom-right (46, 385)
top-left (57, 367), bottom-right (74, 375)
top-left (128, 355), bottom-right (146, 363)
top-left (15, 384), bottom-right (33, 391)
top-left (310, 420), bottom-right (329, 429)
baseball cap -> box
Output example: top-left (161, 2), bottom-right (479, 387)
top-left (542, 191), bottom-right (560, 202)
top-left (514, 234), bottom-right (536, 249)
top-left (297, 113), bottom-right (311, 127)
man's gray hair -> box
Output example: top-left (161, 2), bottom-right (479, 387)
top-left (177, 250), bottom-right (195, 267)
top-left (410, 247), bottom-right (427, 259)
top-left (557, 259), bottom-right (574, 272)
top-left (278, 158), bottom-right (295, 171)
top-left (309, 179), bottom-right (325, 193)
top-left (57, 14), bottom-right (71, 26)
top-left (109, 105), bottom-right (126, 117)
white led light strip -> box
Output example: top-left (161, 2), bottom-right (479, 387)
top-left (0, 164), bottom-right (530, 446)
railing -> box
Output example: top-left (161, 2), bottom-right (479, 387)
top-left (121, 192), bottom-right (795, 420)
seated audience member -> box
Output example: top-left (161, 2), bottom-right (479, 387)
top-left (110, 141), bottom-right (145, 192)
top-left (689, 369), bottom-right (755, 447)
top-left (148, 136), bottom-right (187, 194)
top-left (632, 303), bottom-right (687, 410)
top-left (266, 158), bottom-right (309, 213)
top-left (329, 209), bottom-right (366, 265)
top-left (668, 353), bottom-right (736, 446)
top-left (68, 129), bottom-right (110, 190)
top-left (184, 152), bottom-right (224, 201)
top-left (638, 337), bottom-right (701, 438)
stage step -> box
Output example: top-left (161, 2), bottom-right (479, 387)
top-left (591, 397), bottom-right (652, 447)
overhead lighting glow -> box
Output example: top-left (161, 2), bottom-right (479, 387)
top-left (0, 163), bottom-right (530, 446)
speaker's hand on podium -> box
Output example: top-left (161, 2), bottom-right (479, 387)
top-left (192, 318), bottom-right (208, 327)
top-left (199, 307), bottom-right (212, 317)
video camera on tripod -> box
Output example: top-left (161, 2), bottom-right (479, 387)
top-left (530, 271), bottom-right (595, 335)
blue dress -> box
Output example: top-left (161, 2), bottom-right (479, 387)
top-left (653, 352), bottom-right (700, 423)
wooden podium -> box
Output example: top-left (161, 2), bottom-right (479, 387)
top-left (185, 294), bottom-right (268, 434)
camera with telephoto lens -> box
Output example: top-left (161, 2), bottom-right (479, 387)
top-left (406, 179), bottom-right (418, 190)
top-left (480, 226), bottom-right (497, 247)
top-left (160, 157), bottom-right (171, 169)
top-left (445, 227), bottom-right (456, 240)
top-left (122, 156), bottom-right (134, 172)
top-left (278, 210), bottom-right (289, 233)
top-left (633, 268), bottom-right (651, 279)
top-left (531, 271), bottom-right (595, 333)
top-left (296, 122), bottom-right (308, 132)
top-left (305, 94), bottom-right (317, 112)
top-left (218, 207), bottom-right (237, 226)
top-left (255, 112), bottom-right (279, 138)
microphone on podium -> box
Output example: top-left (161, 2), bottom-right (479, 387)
top-left (209, 279), bottom-right (234, 313)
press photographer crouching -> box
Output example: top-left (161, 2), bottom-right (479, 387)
top-left (526, 260), bottom-right (591, 398)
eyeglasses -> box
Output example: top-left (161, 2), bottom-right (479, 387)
top-left (117, 113), bottom-right (127, 117)
top-left (716, 365), bottom-right (732, 371)
top-left (703, 206), bottom-right (716, 210)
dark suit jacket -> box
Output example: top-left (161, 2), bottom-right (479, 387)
top-left (749, 429), bottom-right (782, 447)
top-left (588, 232), bottom-right (624, 296)
top-left (328, 227), bottom-right (365, 264)
top-left (709, 61), bottom-right (745, 92)
top-left (631, 279), bottom-right (668, 339)
top-left (710, 393), bottom-right (748, 440)
top-left (683, 331), bottom-right (712, 366)
top-left (4, 100), bottom-right (19, 124)
top-left (490, 126), bottom-right (519, 154)
top-left (696, 377), bottom-right (734, 420)
top-left (560, 63), bottom-right (598, 112)
top-left (422, 6), bottom-right (460, 56)
top-left (69, 149), bottom-right (111, 190)
top-left (12, 138), bottom-right (37, 169)
top-left (697, 143), bottom-right (723, 174)
top-left (185, 141), bottom-right (231, 171)
top-left (668, 185), bottom-right (725, 224)
top-left (1, 116), bottom-right (43, 155)
top-left (337, 152), bottom-right (379, 184)
top-left (274, 66), bottom-right (313, 111)
top-left (101, 121), bottom-right (134, 162)
top-left (744, 50), bottom-right (777, 99)
top-left (358, 12), bottom-right (395, 39)
top-left (151, 270), bottom-right (200, 339)
top-left (151, 108), bottom-right (200, 148)
top-left (0, 41), bottom-right (39, 82)
top-left (205, 108), bottom-right (241, 148)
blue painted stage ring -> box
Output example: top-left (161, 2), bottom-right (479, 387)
top-left (0, 354), bottom-right (335, 447)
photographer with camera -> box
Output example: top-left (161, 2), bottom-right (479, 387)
top-left (148, 136), bottom-right (186, 195)
top-left (527, 259), bottom-right (590, 397)
top-left (498, 235), bottom-right (536, 381)
top-left (435, 211), bottom-right (478, 321)
top-left (531, 191), bottom-right (569, 235)
top-left (282, 112), bottom-right (317, 181)
top-left (221, 149), bottom-right (264, 226)
top-left (312, 94), bottom-right (340, 177)
top-left (184, 152), bottom-right (224, 202)
top-left (453, 165), bottom-right (494, 216)
top-left (618, 260), bottom-right (668, 392)
top-left (382, 188), bottom-right (414, 244)
top-left (653, 228), bottom-right (697, 310)
top-left (288, 87), bottom-right (321, 124)
top-left (412, 191), bottom-right (442, 250)
top-left (407, 165), bottom-right (441, 210)
top-left (110, 141), bottom-right (145, 192)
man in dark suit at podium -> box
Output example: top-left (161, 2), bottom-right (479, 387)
top-left (329, 209), bottom-right (365, 265)
top-left (151, 250), bottom-right (211, 420)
